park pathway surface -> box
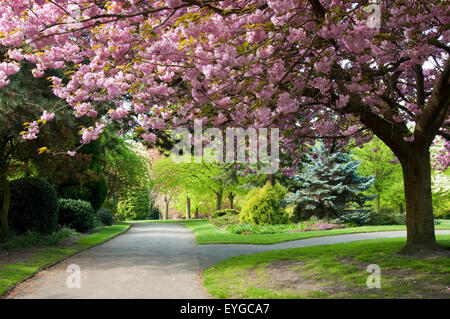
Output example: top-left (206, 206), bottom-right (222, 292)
top-left (6, 223), bottom-right (450, 299)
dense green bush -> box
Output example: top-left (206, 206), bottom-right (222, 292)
top-left (211, 209), bottom-right (240, 219)
top-left (1, 177), bottom-right (59, 234)
top-left (335, 210), bottom-right (372, 226)
top-left (86, 178), bottom-right (108, 211)
top-left (58, 199), bottom-right (96, 232)
top-left (210, 214), bottom-right (240, 227)
top-left (57, 177), bottom-right (107, 211)
top-left (59, 184), bottom-right (91, 202)
top-left (240, 182), bottom-right (288, 225)
top-left (0, 227), bottom-right (76, 250)
top-left (96, 207), bottom-right (114, 226)
top-left (435, 210), bottom-right (450, 219)
top-left (335, 210), bottom-right (406, 226)
top-left (149, 202), bottom-right (161, 220)
top-left (369, 212), bottom-right (406, 225)
top-left (117, 188), bottom-right (150, 221)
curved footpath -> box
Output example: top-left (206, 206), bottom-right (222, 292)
top-left (5, 223), bottom-right (450, 299)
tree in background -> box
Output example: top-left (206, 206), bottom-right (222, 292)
top-left (100, 129), bottom-right (150, 207)
top-left (0, 59), bottom-right (66, 241)
top-left (287, 144), bottom-right (374, 221)
top-left (352, 137), bottom-right (404, 213)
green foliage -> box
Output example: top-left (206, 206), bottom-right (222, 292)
top-left (148, 202), bottom-right (160, 220)
top-left (57, 177), bottom-right (107, 211)
top-left (369, 212), bottom-right (406, 226)
top-left (287, 144), bottom-right (375, 221)
top-left (432, 189), bottom-right (450, 219)
top-left (335, 210), bottom-right (372, 226)
top-left (102, 200), bottom-right (118, 216)
top-left (101, 129), bottom-right (150, 200)
top-left (352, 138), bottom-right (406, 213)
top-left (59, 183), bottom-right (92, 201)
top-left (211, 209), bottom-right (240, 219)
top-left (58, 199), bottom-right (96, 233)
top-left (210, 214), bottom-right (240, 227)
top-left (240, 182), bottom-right (288, 225)
top-left (117, 188), bottom-right (150, 221)
top-left (0, 227), bottom-right (75, 250)
top-left (1, 177), bottom-right (59, 234)
top-left (96, 207), bottom-right (114, 226)
top-left (86, 177), bottom-right (108, 211)
top-left (227, 223), bottom-right (289, 234)
top-left (336, 210), bottom-right (406, 226)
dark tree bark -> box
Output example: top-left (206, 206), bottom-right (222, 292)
top-left (0, 169), bottom-right (10, 242)
top-left (228, 192), bottom-right (235, 209)
top-left (269, 174), bottom-right (275, 187)
top-left (215, 188), bottom-right (223, 211)
top-left (398, 147), bottom-right (440, 254)
top-left (164, 196), bottom-right (170, 220)
top-left (194, 207), bottom-right (199, 219)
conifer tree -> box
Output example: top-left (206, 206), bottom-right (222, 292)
top-left (287, 145), bottom-right (374, 220)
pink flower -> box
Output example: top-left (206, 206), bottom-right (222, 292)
top-left (142, 133), bottom-right (157, 143)
top-left (40, 111), bottom-right (55, 122)
top-left (403, 136), bottom-right (415, 143)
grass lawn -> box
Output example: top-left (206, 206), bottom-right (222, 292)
top-left (161, 219), bottom-right (450, 245)
top-left (203, 235), bottom-right (450, 299)
top-left (0, 222), bottom-right (130, 297)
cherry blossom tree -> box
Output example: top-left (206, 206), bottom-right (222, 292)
top-left (0, 0), bottom-right (449, 254)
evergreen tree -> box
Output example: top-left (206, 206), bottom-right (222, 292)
top-left (286, 144), bottom-right (374, 220)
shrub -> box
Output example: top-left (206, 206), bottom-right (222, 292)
top-left (210, 214), bottom-right (240, 227)
top-left (240, 182), bottom-right (288, 225)
top-left (96, 207), bottom-right (114, 226)
top-left (86, 178), bottom-right (108, 211)
top-left (149, 202), bottom-right (160, 220)
top-left (335, 210), bottom-right (372, 226)
top-left (57, 177), bottom-right (107, 211)
top-left (1, 177), bottom-right (59, 234)
top-left (211, 209), bottom-right (240, 219)
top-left (369, 211), bottom-right (406, 225)
top-left (117, 188), bottom-right (150, 221)
top-left (58, 199), bottom-right (96, 233)
top-left (102, 200), bottom-right (118, 216)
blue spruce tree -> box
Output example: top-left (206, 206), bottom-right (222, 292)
top-left (286, 144), bottom-right (374, 220)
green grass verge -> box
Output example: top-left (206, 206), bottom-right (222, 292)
top-left (0, 222), bottom-right (130, 297)
top-left (179, 220), bottom-right (450, 245)
top-left (203, 235), bottom-right (450, 299)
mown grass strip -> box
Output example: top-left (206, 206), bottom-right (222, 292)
top-left (179, 220), bottom-right (450, 245)
top-left (203, 235), bottom-right (450, 299)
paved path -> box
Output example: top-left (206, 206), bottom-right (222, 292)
top-left (6, 223), bottom-right (450, 299)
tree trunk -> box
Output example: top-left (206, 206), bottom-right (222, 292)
top-left (269, 174), bottom-right (275, 186)
top-left (228, 193), bottom-right (234, 210)
top-left (186, 197), bottom-right (191, 219)
top-left (0, 170), bottom-right (10, 242)
top-left (164, 197), bottom-right (170, 220)
top-left (215, 188), bottom-right (223, 211)
top-left (399, 148), bottom-right (440, 254)
top-left (374, 194), bottom-right (380, 214)
top-left (195, 207), bottom-right (199, 219)
top-left (399, 202), bottom-right (404, 214)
